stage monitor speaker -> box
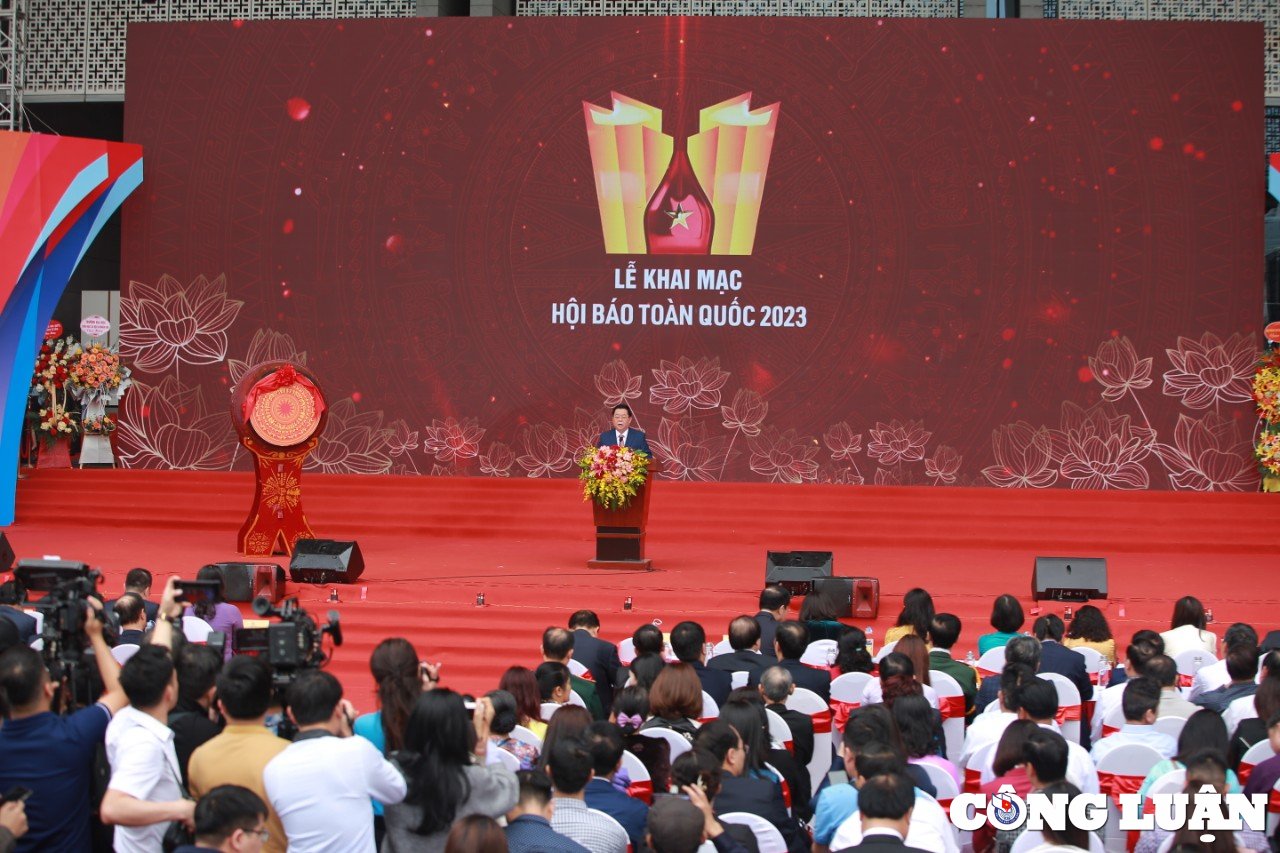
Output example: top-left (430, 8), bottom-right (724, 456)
top-left (764, 550), bottom-right (833, 597)
top-left (852, 578), bottom-right (880, 619)
top-left (0, 533), bottom-right (13, 574)
top-left (1032, 556), bottom-right (1107, 601)
top-left (213, 562), bottom-right (285, 602)
top-left (289, 540), bottom-right (364, 585)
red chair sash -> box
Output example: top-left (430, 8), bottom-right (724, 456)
top-left (1098, 771), bottom-right (1144, 808)
top-left (831, 699), bottom-right (859, 733)
top-left (937, 798), bottom-right (954, 812)
top-left (803, 663), bottom-right (835, 674)
top-left (964, 766), bottom-right (983, 794)
top-left (1269, 789), bottom-right (1280, 813)
top-left (939, 695), bottom-right (966, 721)
top-left (627, 780), bottom-right (653, 804)
top-left (1101, 723), bottom-right (1120, 738)
top-left (778, 777), bottom-right (792, 809)
top-left (578, 670), bottom-right (595, 682)
top-left (1177, 673), bottom-right (1193, 688)
top-left (810, 708), bottom-right (833, 735)
top-left (1054, 703), bottom-right (1082, 724)
top-left (1239, 763), bottom-right (1255, 786)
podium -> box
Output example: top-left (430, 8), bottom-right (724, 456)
top-left (588, 474), bottom-right (654, 571)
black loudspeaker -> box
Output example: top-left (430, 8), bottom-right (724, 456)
top-left (0, 533), bottom-right (13, 574)
top-left (764, 550), bottom-right (833, 597)
top-left (213, 563), bottom-right (285, 602)
top-left (814, 577), bottom-right (854, 617)
top-left (1032, 556), bottom-right (1107, 601)
top-left (289, 540), bottom-right (365, 585)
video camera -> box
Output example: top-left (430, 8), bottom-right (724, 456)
top-left (235, 594), bottom-right (340, 688)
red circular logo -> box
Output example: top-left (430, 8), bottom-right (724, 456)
top-left (44, 319), bottom-right (63, 340)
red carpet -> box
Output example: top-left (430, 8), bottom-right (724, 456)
top-left (4, 469), bottom-right (1276, 712)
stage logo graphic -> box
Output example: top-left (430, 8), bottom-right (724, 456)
top-left (583, 92), bottom-right (779, 256)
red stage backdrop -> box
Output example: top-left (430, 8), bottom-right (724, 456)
top-left (120, 18), bottom-right (1263, 490)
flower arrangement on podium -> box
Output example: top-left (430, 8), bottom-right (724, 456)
top-left (68, 342), bottom-right (132, 405)
top-left (578, 444), bottom-right (650, 510)
top-left (1254, 348), bottom-right (1280, 490)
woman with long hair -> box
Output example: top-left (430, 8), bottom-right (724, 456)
top-left (612, 686), bottom-right (670, 793)
top-left (355, 638), bottom-right (427, 755)
top-left (383, 690), bottom-right (518, 852)
top-left (884, 587), bottom-right (935, 645)
top-left (860, 647), bottom-right (940, 709)
top-left (498, 666), bottom-right (546, 739)
top-left (892, 692), bottom-right (957, 786)
top-left (1137, 709), bottom-right (1242, 801)
top-left (799, 585), bottom-right (847, 641)
top-left (639, 662), bottom-right (702, 743)
top-left (628, 652), bottom-right (666, 691)
top-left (1063, 604), bottom-right (1116, 665)
top-left (1160, 595), bottom-right (1217, 658)
top-left (833, 627), bottom-right (874, 676)
top-left (978, 593), bottom-right (1024, 654)
top-left (486, 689), bottom-right (538, 770)
top-left (539, 704), bottom-right (592, 766)
top-left (183, 564), bottom-right (243, 659)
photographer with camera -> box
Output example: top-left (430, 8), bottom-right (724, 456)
top-left (0, 594), bottom-right (127, 852)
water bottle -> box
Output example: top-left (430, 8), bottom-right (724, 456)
top-left (1205, 608), bottom-right (1214, 624)
top-left (1063, 605), bottom-right (1073, 621)
top-left (623, 596), bottom-right (633, 611)
top-left (965, 650), bottom-right (976, 666)
top-left (826, 647), bottom-right (837, 667)
top-left (865, 626), bottom-right (875, 656)
top-left (704, 641), bottom-right (715, 661)
top-left (475, 592), bottom-right (486, 607)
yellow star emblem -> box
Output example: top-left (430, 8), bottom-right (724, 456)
top-left (665, 203), bottom-right (693, 231)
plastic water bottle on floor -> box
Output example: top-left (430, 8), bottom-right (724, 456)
top-left (865, 626), bottom-right (874, 657)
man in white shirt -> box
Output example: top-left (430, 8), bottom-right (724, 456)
top-left (101, 643), bottom-right (196, 853)
top-left (1091, 638), bottom-right (1161, 743)
top-left (830, 744), bottom-right (957, 853)
top-left (832, 772), bottom-right (935, 853)
top-left (1090, 677), bottom-right (1177, 763)
top-left (1188, 623), bottom-right (1255, 701)
top-left (958, 663), bottom-right (1032, 770)
top-left (264, 671), bottom-right (406, 853)
top-left (1005, 678), bottom-right (1099, 795)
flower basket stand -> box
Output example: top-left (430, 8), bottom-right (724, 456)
top-left (78, 398), bottom-right (115, 468)
top-left (588, 478), bottom-right (654, 571)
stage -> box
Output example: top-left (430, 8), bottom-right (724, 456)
top-left (4, 468), bottom-right (1275, 712)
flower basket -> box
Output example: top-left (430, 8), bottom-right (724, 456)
top-left (1253, 350), bottom-right (1280, 489)
top-left (578, 445), bottom-right (650, 510)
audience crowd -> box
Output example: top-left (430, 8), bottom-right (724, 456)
top-left (0, 569), bottom-right (1276, 853)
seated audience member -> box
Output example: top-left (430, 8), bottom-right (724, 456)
top-left (668, 750), bottom-right (760, 852)
top-left (611, 686), bottom-right (670, 792)
top-left (500, 665), bottom-right (547, 739)
top-left (801, 584), bottom-right (850, 642)
top-left (892, 693), bottom-right (958, 788)
top-left (1193, 643), bottom-right (1259, 714)
top-left (1134, 751), bottom-right (1269, 853)
top-left (759, 666), bottom-right (815, 769)
top-left (1105, 630), bottom-right (1164, 689)
top-left (176, 784), bottom-right (269, 853)
top-left (811, 705), bottom-right (934, 853)
top-left (536, 661), bottom-right (575, 709)
top-left (547, 736), bottom-right (628, 853)
top-left (828, 745), bottom-right (957, 853)
top-left (264, 671), bottom-right (407, 852)
top-left (708, 615), bottom-right (770, 678)
top-left (639, 663), bottom-right (703, 743)
top-left (0, 599), bottom-right (127, 852)
top-left (749, 620), bottom-right (831, 702)
top-left (182, 565), bottom-right (243, 660)
top-left (169, 644), bottom-right (223, 783)
top-left (383, 691), bottom-right (518, 850)
top-left (1091, 637), bottom-right (1161, 743)
top-left (978, 593), bottom-right (1025, 655)
top-left (1223, 651), bottom-right (1280, 738)
top-left (0, 800), bottom-right (26, 853)
top-left (863, 640), bottom-right (940, 709)
top-left (1090, 676), bottom-right (1177, 762)
top-left (113, 592), bottom-right (149, 646)
top-left (982, 720), bottom-right (1041, 798)
top-left (581, 722), bottom-right (647, 848)
top-left (720, 694), bottom-right (811, 821)
top-left (1137, 709), bottom-right (1241, 802)
top-left (542, 628), bottom-right (604, 720)
top-left (1159, 595), bottom-right (1217, 659)
top-left (1031, 614), bottom-right (1093, 715)
top-left (628, 652), bottom-right (666, 691)
top-left (755, 585), bottom-right (792, 660)
top-left (1141, 654), bottom-right (1199, 720)
top-left (632, 623), bottom-right (665, 658)
top-left (1062, 604), bottom-right (1117, 665)
top-left (1242, 711), bottom-right (1280, 797)
top-left (670, 621), bottom-right (732, 706)
top-left (542, 705), bottom-right (593, 767)
top-left (695, 719), bottom-right (807, 853)
top-left (1190, 623), bottom-right (1258, 703)
top-left (503, 769), bottom-right (590, 853)
top-left (1012, 676), bottom-right (1099, 794)
top-left (647, 792), bottom-right (753, 853)
top-left (831, 771), bottom-right (937, 853)
top-left (884, 587), bottom-right (936, 646)
top-left (568, 610), bottom-right (622, 713)
top-left (960, 662), bottom-right (1035, 769)
top-left (490, 689), bottom-right (540, 770)
top-left (188, 655), bottom-right (289, 853)
top-left (443, 815), bottom-right (506, 853)
top-left (834, 627), bottom-right (875, 677)
top-left (927, 613), bottom-right (978, 720)
top-left (975, 635), bottom-right (1042, 714)
top-left (107, 567), bottom-right (160, 625)
top-left (102, 644), bottom-right (197, 852)
top-left (1229, 659), bottom-right (1280, 768)
top-left (1059, 604), bottom-right (1121, 666)
top-left (973, 723), bottom-right (1067, 853)
top-left (0, 582), bottom-right (35, 645)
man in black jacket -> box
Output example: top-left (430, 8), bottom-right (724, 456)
top-left (709, 616), bottom-right (769, 679)
top-left (749, 621), bottom-right (830, 703)
top-left (671, 621), bottom-right (732, 707)
top-left (1033, 615), bottom-right (1093, 747)
top-left (754, 586), bottom-right (790, 661)
top-left (758, 666), bottom-right (814, 769)
top-left (568, 610), bottom-right (622, 713)
top-left (695, 720), bottom-right (807, 853)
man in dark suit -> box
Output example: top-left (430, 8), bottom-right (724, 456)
top-left (597, 403), bottom-right (651, 456)
top-left (671, 621), bottom-right (732, 707)
top-left (709, 616), bottom-right (769, 679)
top-left (927, 613), bottom-right (978, 721)
top-left (749, 621), bottom-right (830, 703)
top-left (832, 772), bottom-right (936, 853)
top-left (754, 585), bottom-right (791, 661)
top-left (105, 567), bottom-right (159, 626)
top-left (1033, 614), bottom-right (1094, 747)
top-left (975, 635), bottom-right (1041, 713)
top-left (696, 720), bottom-right (807, 853)
top-left (758, 665), bottom-right (814, 769)
top-left (568, 610), bottom-right (622, 714)
top-left (112, 593), bottom-right (148, 646)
